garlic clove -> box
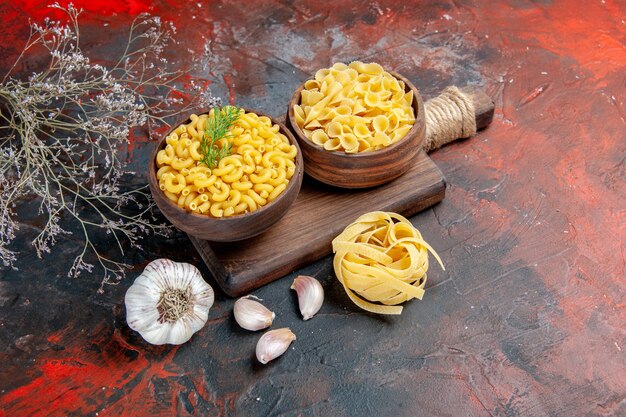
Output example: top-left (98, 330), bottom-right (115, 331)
top-left (233, 296), bottom-right (275, 331)
top-left (256, 328), bottom-right (296, 364)
top-left (141, 320), bottom-right (189, 346)
top-left (291, 275), bottom-right (324, 320)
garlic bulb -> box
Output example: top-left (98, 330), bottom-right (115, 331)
top-left (291, 275), bottom-right (324, 320)
top-left (125, 259), bottom-right (214, 345)
top-left (234, 296), bottom-right (275, 331)
top-left (256, 328), bottom-right (296, 364)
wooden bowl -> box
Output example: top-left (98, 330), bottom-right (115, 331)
top-left (148, 109), bottom-right (304, 242)
top-left (286, 71), bottom-right (425, 188)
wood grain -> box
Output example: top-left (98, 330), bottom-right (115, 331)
top-left (286, 72), bottom-right (426, 189)
top-left (147, 109), bottom-right (304, 242)
top-left (190, 150), bottom-right (445, 296)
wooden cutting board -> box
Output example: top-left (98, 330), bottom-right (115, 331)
top-left (189, 150), bottom-right (445, 296)
top-left (189, 86), bottom-right (494, 297)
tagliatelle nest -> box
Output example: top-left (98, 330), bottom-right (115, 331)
top-left (332, 211), bottom-right (444, 315)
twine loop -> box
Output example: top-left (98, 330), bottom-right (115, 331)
top-left (424, 86), bottom-right (477, 151)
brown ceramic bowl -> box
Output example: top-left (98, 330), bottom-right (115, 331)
top-left (286, 71), bottom-right (425, 188)
top-left (148, 109), bottom-right (304, 242)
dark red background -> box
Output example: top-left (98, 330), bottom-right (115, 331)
top-left (1, 1), bottom-right (624, 416)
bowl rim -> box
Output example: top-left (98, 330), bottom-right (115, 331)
top-left (287, 69), bottom-right (425, 159)
top-left (148, 107), bottom-right (304, 222)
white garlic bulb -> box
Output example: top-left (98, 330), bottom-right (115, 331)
top-left (256, 328), bottom-right (296, 364)
top-left (125, 259), bottom-right (214, 345)
top-left (291, 275), bottom-right (324, 320)
top-left (233, 296), bottom-right (275, 331)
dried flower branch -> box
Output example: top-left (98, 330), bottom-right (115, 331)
top-left (0, 3), bottom-right (220, 290)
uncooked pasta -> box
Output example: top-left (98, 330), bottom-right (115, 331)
top-left (332, 211), bottom-right (444, 315)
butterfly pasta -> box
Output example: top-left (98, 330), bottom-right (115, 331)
top-left (294, 62), bottom-right (416, 153)
top-left (156, 109), bottom-right (298, 217)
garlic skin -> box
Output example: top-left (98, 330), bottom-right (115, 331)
top-left (256, 328), bottom-right (296, 364)
top-left (125, 259), bottom-right (214, 345)
top-left (291, 275), bottom-right (324, 320)
top-left (234, 296), bottom-right (275, 331)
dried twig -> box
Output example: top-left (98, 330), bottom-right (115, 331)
top-left (0, 3), bottom-right (220, 290)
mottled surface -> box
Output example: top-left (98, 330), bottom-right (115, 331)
top-left (1, 0), bottom-right (625, 416)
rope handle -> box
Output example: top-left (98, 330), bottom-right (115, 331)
top-left (424, 86), bottom-right (494, 152)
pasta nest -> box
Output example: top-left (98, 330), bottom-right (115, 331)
top-left (332, 211), bottom-right (444, 315)
top-left (293, 61), bottom-right (416, 153)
